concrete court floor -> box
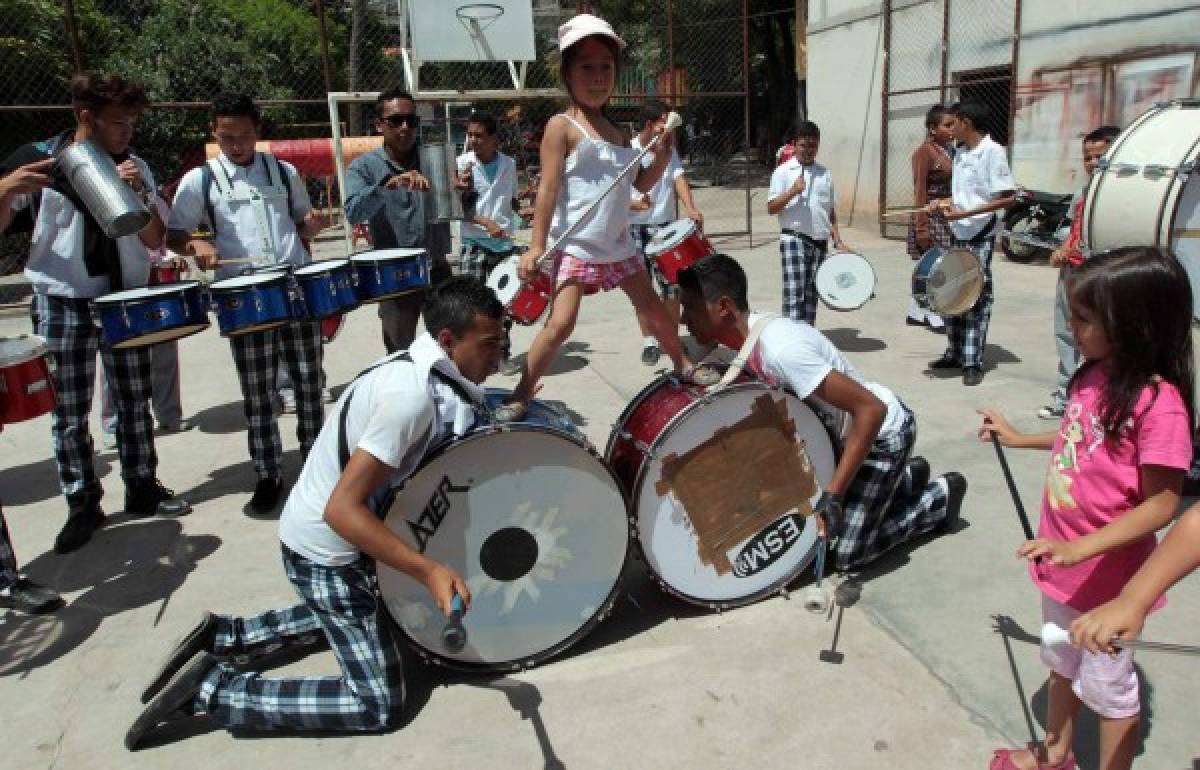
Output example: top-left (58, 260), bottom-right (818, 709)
top-left (0, 204), bottom-right (1197, 770)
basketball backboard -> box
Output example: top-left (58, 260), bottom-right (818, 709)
top-left (408, 0), bottom-right (537, 63)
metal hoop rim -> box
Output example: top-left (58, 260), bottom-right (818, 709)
top-left (454, 2), bottom-right (505, 22)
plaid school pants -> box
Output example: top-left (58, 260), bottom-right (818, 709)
top-left (32, 294), bottom-right (158, 510)
top-left (780, 232), bottom-right (826, 325)
top-left (229, 320), bottom-right (323, 480)
top-left (0, 506), bottom-right (17, 591)
top-left (457, 241), bottom-right (513, 284)
top-left (942, 233), bottom-right (996, 369)
top-left (194, 545), bottom-right (405, 731)
top-left (832, 404), bottom-right (951, 571)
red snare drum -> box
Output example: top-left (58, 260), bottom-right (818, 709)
top-left (486, 255), bottom-right (555, 325)
top-left (0, 335), bottom-right (57, 424)
top-left (605, 374), bottom-right (838, 609)
top-left (644, 219), bottom-right (715, 285)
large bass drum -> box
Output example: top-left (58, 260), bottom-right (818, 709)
top-left (606, 375), bottom-right (838, 609)
top-left (1083, 99), bottom-right (1200, 318)
top-left (376, 390), bottom-right (629, 671)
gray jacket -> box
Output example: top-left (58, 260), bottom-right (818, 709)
top-left (344, 146), bottom-right (452, 262)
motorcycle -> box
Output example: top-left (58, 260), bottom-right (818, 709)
top-left (1000, 188), bottom-right (1074, 263)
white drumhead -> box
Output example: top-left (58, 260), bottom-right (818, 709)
top-left (925, 248), bottom-right (983, 316)
top-left (93, 282), bottom-right (201, 303)
top-left (295, 259), bottom-right (351, 275)
top-left (0, 334), bottom-right (48, 366)
top-left (210, 273), bottom-right (285, 290)
top-left (646, 219), bottom-right (697, 255)
top-left (351, 248), bottom-right (426, 263)
top-left (485, 256), bottom-right (523, 304)
top-left (378, 427), bottom-right (628, 668)
top-left (631, 384), bottom-right (835, 605)
top-left (815, 252), bottom-right (876, 310)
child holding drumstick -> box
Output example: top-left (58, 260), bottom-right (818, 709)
top-left (499, 14), bottom-right (717, 420)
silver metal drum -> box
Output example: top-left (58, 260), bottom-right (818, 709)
top-left (419, 142), bottom-right (466, 221)
top-left (56, 139), bottom-right (151, 238)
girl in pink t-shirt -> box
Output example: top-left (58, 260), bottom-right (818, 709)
top-left (979, 247), bottom-right (1194, 770)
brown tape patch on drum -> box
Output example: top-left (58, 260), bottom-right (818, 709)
top-left (655, 393), bottom-right (818, 575)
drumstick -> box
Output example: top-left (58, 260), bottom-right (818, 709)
top-left (534, 111), bottom-right (683, 269)
top-left (989, 431), bottom-right (1040, 563)
top-left (880, 207), bottom-right (931, 219)
top-left (1042, 622), bottom-right (1200, 657)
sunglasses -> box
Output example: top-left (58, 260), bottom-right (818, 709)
top-left (381, 113), bottom-right (420, 128)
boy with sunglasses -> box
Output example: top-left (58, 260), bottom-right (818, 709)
top-left (344, 89), bottom-right (453, 353)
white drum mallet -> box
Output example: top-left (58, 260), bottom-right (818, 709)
top-left (803, 534), bottom-right (831, 614)
top-left (1041, 622), bottom-right (1200, 657)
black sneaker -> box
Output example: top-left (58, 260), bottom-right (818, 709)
top-left (250, 477), bottom-right (284, 514)
top-left (640, 344), bottom-right (661, 366)
top-left (0, 577), bottom-right (64, 614)
top-left (141, 612), bottom-right (217, 704)
top-left (907, 456), bottom-right (930, 492)
top-left (963, 366), bottom-right (984, 386)
top-left (125, 651), bottom-right (215, 751)
top-left (125, 479), bottom-right (192, 518)
top-left (938, 472), bottom-right (968, 533)
top-left (927, 353), bottom-right (961, 370)
top-left (53, 506), bottom-right (106, 554)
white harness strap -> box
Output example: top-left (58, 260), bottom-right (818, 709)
top-left (207, 154), bottom-right (288, 263)
top-left (717, 313), bottom-right (779, 388)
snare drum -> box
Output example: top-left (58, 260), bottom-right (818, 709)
top-left (1083, 99), bottom-right (1200, 318)
top-left (644, 219), bottom-right (715, 284)
top-left (351, 248), bottom-right (430, 303)
top-left (606, 375), bottom-right (837, 609)
top-left (0, 335), bottom-right (56, 424)
top-left (911, 247), bottom-right (984, 316)
top-left (208, 271), bottom-right (295, 336)
top-left (486, 255), bottom-right (556, 325)
top-left (93, 282), bottom-right (211, 349)
top-left (815, 251), bottom-right (876, 311)
top-left (292, 259), bottom-right (359, 319)
top-left (377, 389), bottom-right (628, 671)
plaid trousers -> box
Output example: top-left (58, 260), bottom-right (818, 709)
top-left (780, 233), bottom-right (826, 325)
top-left (32, 294), bottom-right (157, 509)
top-left (457, 241), bottom-right (513, 284)
top-left (229, 320), bottom-right (323, 480)
top-left (942, 233), bottom-right (995, 369)
top-left (630, 223), bottom-right (675, 297)
top-left (195, 545), bottom-right (405, 731)
top-left (832, 404), bottom-right (950, 571)
top-left (0, 506), bottom-right (17, 592)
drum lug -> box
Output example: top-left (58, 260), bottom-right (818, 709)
top-left (618, 430), bottom-right (659, 460)
top-left (780, 587), bottom-right (790, 600)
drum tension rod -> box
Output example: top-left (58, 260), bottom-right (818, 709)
top-left (618, 430), bottom-right (659, 460)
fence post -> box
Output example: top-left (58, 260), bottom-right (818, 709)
top-left (879, 0), bottom-right (892, 237)
top-left (1007, 0), bottom-right (1022, 161)
top-left (62, 0), bottom-right (85, 74)
top-left (742, 0), bottom-right (752, 246)
top-left (316, 0), bottom-right (334, 95)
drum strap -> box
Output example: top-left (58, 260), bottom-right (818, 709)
top-left (717, 313), bottom-right (779, 388)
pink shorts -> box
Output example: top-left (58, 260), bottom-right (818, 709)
top-left (553, 251), bottom-right (645, 293)
top-left (1040, 595), bottom-right (1140, 719)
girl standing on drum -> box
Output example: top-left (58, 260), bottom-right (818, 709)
top-left (500, 14), bottom-right (718, 420)
top-left (905, 106), bottom-right (954, 332)
top-left (979, 247), bottom-right (1194, 770)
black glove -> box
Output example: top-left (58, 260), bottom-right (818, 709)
top-left (815, 490), bottom-right (844, 540)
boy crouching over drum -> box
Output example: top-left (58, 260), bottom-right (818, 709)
top-left (677, 254), bottom-right (967, 571)
top-left (126, 278), bottom-right (506, 749)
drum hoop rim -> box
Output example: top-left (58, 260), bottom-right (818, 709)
top-left (612, 378), bottom-right (841, 609)
top-left (379, 422), bottom-right (632, 672)
top-left (210, 273), bottom-right (290, 290)
top-left (646, 219), bottom-right (698, 252)
top-left (295, 259), bottom-right (352, 274)
top-left (93, 281), bottom-right (206, 302)
top-left (351, 250), bottom-right (429, 263)
top-left (0, 334), bottom-right (48, 364)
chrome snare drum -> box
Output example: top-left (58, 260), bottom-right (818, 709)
top-left (911, 246), bottom-right (983, 316)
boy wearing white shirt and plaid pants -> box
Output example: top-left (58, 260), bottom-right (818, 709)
top-left (766, 121), bottom-right (847, 326)
top-left (928, 102), bottom-right (1015, 386)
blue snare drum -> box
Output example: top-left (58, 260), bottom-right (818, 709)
top-left (478, 388), bottom-right (577, 436)
top-left (93, 281), bottom-right (210, 349)
top-left (911, 246), bottom-right (983, 317)
top-left (208, 271), bottom-right (295, 336)
top-left (351, 248), bottom-right (430, 302)
top-left (293, 259), bottom-right (359, 319)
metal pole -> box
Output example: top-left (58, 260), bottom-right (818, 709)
top-left (879, 0), bottom-right (892, 236)
top-left (316, 0), bottom-right (334, 95)
top-left (62, 0), bottom-right (84, 74)
top-left (743, 0), bottom-right (752, 246)
top-left (667, 0), bottom-right (676, 102)
top-left (939, 0), bottom-right (949, 103)
top-left (1007, 0), bottom-right (1022, 152)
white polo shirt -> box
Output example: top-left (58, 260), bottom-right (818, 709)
top-left (746, 313), bottom-right (904, 441)
top-left (629, 134), bottom-right (686, 226)
top-left (767, 159), bottom-right (836, 240)
top-left (949, 135), bottom-right (1014, 241)
top-left (168, 152), bottom-right (312, 280)
top-left (279, 333), bottom-right (484, 567)
top-left (16, 155), bottom-right (157, 298)
top-left (456, 150), bottom-right (518, 241)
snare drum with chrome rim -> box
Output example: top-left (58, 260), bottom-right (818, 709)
top-left (644, 219), bottom-right (715, 285)
top-left (815, 251), bottom-right (876, 311)
top-left (911, 246), bottom-right (983, 317)
top-left (0, 335), bottom-right (56, 424)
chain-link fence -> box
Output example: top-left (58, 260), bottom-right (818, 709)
top-left (880, 0), bottom-right (1019, 238)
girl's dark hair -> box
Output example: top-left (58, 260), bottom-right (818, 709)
top-left (925, 105), bottom-right (949, 130)
top-left (560, 34), bottom-right (621, 101)
top-left (1067, 247), bottom-right (1196, 439)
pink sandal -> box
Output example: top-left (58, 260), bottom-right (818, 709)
top-left (989, 747), bottom-right (1077, 770)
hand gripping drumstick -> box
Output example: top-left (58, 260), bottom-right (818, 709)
top-left (989, 431), bottom-right (1040, 561)
top-left (1041, 622), bottom-right (1200, 657)
top-left (532, 111), bottom-right (684, 271)
top-left (442, 593), bottom-right (467, 653)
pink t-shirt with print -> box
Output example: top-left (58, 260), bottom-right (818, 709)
top-left (1033, 364), bottom-right (1193, 612)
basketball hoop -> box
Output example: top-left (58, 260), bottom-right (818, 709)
top-left (456, 3), bottom-right (505, 33)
